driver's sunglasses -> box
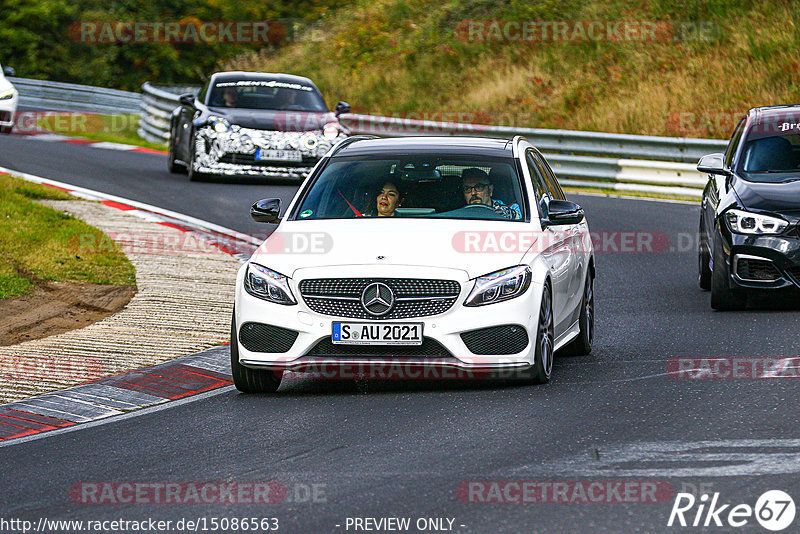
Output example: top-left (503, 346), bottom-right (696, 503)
top-left (462, 183), bottom-right (490, 194)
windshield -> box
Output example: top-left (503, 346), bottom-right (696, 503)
top-left (294, 156), bottom-right (526, 221)
top-left (740, 122), bottom-right (800, 180)
top-left (207, 79), bottom-right (327, 111)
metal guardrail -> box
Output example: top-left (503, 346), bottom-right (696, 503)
top-left (138, 83), bottom-right (180, 143)
top-left (138, 83), bottom-right (202, 144)
top-left (9, 77), bottom-right (141, 115)
top-left (139, 82), bottom-right (725, 197)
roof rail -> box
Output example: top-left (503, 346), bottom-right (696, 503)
top-left (330, 135), bottom-right (380, 157)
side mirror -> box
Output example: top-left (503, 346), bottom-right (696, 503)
top-left (544, 200), bottom-right (584, 227)
top-left (335, 101), bottom-right (351, 116)
top-left (697, 153), bottom-right (730, 176)
top-left (250, 198), bottom-right (281, 223)
top-left (179, 93), bottom-right (196, 107)
top-left (2, 66), bottom-right (15, 77)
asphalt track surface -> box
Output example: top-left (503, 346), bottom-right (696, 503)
top-left (2, 134), bottom-right (800, 533)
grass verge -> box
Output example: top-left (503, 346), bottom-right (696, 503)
top-left (34, 113), bottom-right (167, 152)
top-left (0, 173), bottom-right (136, 299)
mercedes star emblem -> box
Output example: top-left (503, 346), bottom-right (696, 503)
top-left (361, 282), bottom-right (395, 316)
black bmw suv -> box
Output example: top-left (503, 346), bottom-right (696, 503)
top-left (698, 105), bottom-right (800, 309)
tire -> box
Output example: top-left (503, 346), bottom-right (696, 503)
top-left (562, 269), bottom-right (594, 356)
top-left (230, 311), bottom-right (283, 393)
top-left (167, 130), bottom-right (186, 174)
top-left (187, 135), bottom-right (208, 182)
top-left (529, 283), bottom-right (554, 384)
top-left (0, 124), bottom-right (12, 135)
top-left (710, 232), bottom-right (746, 310)
top-left (698, 220), bottom-right (711, 291)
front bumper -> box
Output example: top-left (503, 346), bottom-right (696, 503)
top-left (233, 264), bottom-right (542, 373)
top-left (192, 126), bottom-right (344, 179)
top-left (721, 228), bottom-right (800, 290)
top-left (0, 92), bottom-right (17, 127)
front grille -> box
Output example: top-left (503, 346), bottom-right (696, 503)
top-left (305, 337), bottom-right (453, 358)
top-left (735, 257), bottom-right (781, 281)
top-left (239, 322), bottom-right (298, 353)
top-left (299, 278), bottom-right (461, 320)
top-left (0, 111), bottom-right (10, 123)
top-left (218, 153), bottom-right (316, 167)
top-left (460, 325), bottom-right (529, 355)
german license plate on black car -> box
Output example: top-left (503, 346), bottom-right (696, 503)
top-left (255, 149), bottom-right (303, 162)
top-left (332, 322), bottom-right (423, 346)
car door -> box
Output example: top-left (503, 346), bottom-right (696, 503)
top-left (175, 82), bottom-right (208, 162)
top-left (525, 149), bottom-right (572, 335)
top-left (537, 152), bottom-right (585, 319)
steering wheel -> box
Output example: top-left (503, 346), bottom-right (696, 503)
top-left (463, 203), bottom-right (496, 210)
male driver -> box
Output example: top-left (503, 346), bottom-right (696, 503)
top-left (222, 86), bottom-right (239, 107)
top-left (461, 168), bottom-right (521, 219)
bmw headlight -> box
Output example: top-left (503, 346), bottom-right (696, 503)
top-left (465, 266), bottom-right (532, 307)
top-left (0, 90), bottom-right (14, 100)
top-left (208, 116), bottom-right (231, 133)
top-left (243, 263), bottom-right (297, 305)
top-left (725, 209), bottom-right (788, 235)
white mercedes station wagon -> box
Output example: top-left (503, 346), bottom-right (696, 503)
top-left (232, 136), bottom-right (595, 392)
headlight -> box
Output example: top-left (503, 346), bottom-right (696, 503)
top-left (725, 209), bottom-right (788, 235)
top-left (0, 90), bottom-right (14, 100)
top-left (323, 122), bottom-right (339, 140)
top-left (243, 263), bottom-right (296, 305)
top-left (464, 266), bottom-right (532, 307)
top-left (208, 116), bottom-right (231, 133)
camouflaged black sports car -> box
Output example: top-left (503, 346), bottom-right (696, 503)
top-left (168, 71), bottom-right (350, 181)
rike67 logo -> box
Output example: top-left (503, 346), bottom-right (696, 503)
top-left (668, 490), bottom-right (796, 531)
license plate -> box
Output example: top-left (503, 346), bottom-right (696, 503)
top-left (255, 149), bottom-right (303, 162)
top-left (332, 322), bottom-right (423, 346)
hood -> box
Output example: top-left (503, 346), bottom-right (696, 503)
top-left (206, 107), bottom-right (336, 131)
top-left (0, 77), bottom-right (13, 93)
top-left (248, 218), bottom-right (539, 280)
top-left (734, 175), bottom-right (800, 219)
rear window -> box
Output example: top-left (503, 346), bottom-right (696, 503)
top-left (293, 155), bottom-right (526, 221)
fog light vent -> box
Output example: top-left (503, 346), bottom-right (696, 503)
top-left (460, 325), bottom-right (529, 355)
top-left (734, 255), bottom-right (780, 282)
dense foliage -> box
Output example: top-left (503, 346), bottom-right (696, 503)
top-left (0, 0), bottom-right (339, 90)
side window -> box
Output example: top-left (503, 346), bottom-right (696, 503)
top-left (525, 150), bottom-right (547, 198)
top-left (525, 149), bottom-right (548, 217)
top-left (535, 153), bottom-right (566, 200)
top-left (724, 117), bottom-right (746, 169)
